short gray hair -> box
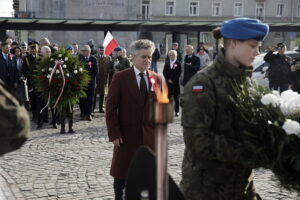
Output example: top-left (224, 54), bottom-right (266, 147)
top-left (41, 46), bottom-right (51, 53)
top-left (129, 39), bottom-right (155, 56)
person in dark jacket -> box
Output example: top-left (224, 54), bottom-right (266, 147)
top-left (0, 42), bottom-right (18, 90)
top-left (150, 47), bottom-right (160, 73)
top-left (290, 46), bottom-right (300, 93)
top-left (181, 17), bottom-right (269, 200)
top-left (264, 43), bottom-right (291, 92)
top-left (79, 45), bottom-right (98, 121)
top-left (182, 45), bottom-right (200, 86)
top-left (163, 50), bottom-right (181, 116)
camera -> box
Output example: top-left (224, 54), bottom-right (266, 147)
top-left (292, 58), bottom-right (300, 66)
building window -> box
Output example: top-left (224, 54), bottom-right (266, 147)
top-left (141, 0), bottom-right (151, 20)
top-left (276, 3), bottom-right (284, 17)
top-left (234, 2), bottom-right (243, 17)
top-left (189, 2), bottom-right (199, 16)
top-left (165, 1), bottom-right (175, 16)
top-left (212, 2), bottom-right (222, 16)
top-left (256, 3), bottom-right (264, 20)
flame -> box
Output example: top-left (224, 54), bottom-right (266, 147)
top-left (154, 77), bottom-right (169, 103)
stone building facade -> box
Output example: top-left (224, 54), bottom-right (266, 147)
top-left (13, 0), bottom-right (300, 55)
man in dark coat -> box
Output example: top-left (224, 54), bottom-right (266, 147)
top-left (264, 43), bottom-right (291, 92)
top-left (22, 41), bottom-right (42, 125)
top-left (182, 45), bottom-right (200, 86)
top-left (79, 45), bottom-right (98, 121)
top-left (0, 42), bottom-right (18, 89)
top-left (106, 39), bottom-right (161, 200)
top-left (163, 49), bottom-right (181, 116)
top-left (150, 47), bottom-right (160, 73)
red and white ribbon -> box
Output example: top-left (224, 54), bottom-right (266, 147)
top-left (40, 59), bottom-right (66, 113)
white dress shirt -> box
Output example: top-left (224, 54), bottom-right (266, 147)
top-left (170, 60), bottom-right (176, 69)
top-left (133, 66), bottom-right (149, 90)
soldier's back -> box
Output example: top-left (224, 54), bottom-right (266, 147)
top-left (0, 80), bottom-right (29, 155)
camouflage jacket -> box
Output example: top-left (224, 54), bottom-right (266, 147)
top-left (180, 52), bottom-right (256, 199)
top-left (0, 80), bottom-right (29, 156)
top-left (110, 56), bottom-right (131, 74)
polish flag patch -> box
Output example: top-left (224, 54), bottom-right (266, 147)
top-left (192, 85), bottom-right (204, 93)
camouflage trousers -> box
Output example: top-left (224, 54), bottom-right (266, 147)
top-left (180, 163), bottom-right (261, 200)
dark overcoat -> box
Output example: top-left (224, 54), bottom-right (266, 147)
top-left (106, 67), bottom-right (161, 179)
top-left (163, 60), bottom-right (182, 97)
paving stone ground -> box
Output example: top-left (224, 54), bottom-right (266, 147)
top-left (1, 62), bottom-right (300, 199)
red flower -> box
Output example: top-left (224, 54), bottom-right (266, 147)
top-left (66, 79), bottom-right (70, 83)
top-left (52, 79), bottom-right (58, 83)
top-left (79, 76), bottom-right (83, 80)
top-left (76, 86), bottom-right (80, 90)
top-left (39, 74), bottom-right (45, 79)
top-left (73, 81), bottom-right (78, 85)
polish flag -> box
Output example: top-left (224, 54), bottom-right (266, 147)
top-left (103, 31), bottom-right (119, 56)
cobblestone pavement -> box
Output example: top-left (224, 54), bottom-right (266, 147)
top-left (1, 62), bottom-right (300, 199)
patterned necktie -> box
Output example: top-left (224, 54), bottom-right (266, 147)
top-left (139, 73), bottom-right (148, 102)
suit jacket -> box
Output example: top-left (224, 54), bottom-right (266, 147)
top-left (0, 52), bottom-right (18, 88)
top-left (106, 67), bottom-right (161, 179)
top-left (183, 54), bottom-right (200, 86)
top-left (163, 60), bottom-right (182, 96)
top-left (79, 55), bottom-right (98, 88)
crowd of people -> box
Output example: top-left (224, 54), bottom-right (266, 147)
top-left (4, 17), bottom-right (293, 200)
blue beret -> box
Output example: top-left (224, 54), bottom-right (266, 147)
top-left (114, 47), bottom-right (122, 51)
top-left (66, 45), bottom-right (74, 51)
top-left (221, 18), bottom-right (269, 41)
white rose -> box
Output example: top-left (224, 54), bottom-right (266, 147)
top-left (74, 70), bottom-right (78, 74)
top-left (79, 68), bottom-right (83, 72)
top-left (47, 75), bottom-right (51, 79)
top-left (64, 57), bottom-right (68, 61)
top-left (58, 54), bottom-right (62, 58)
top-left (282, 119), bottom-right (300, 135)
top-left (63, 64), bottom-right (67, 69)
top-left (48, 67), bottom-right (52, 71)
top-left (50, 58), bottom-right (54, 61)
top-left (66, 73), bottom-right (70, 77)
top-left (41, 69), bottom-right (45, 72)
top-left (261, 93), bottom-right (280, 107)
top-left (56, 70), bottom-right (60, 74)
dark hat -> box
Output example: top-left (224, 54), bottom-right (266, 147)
top-left (20, 42), bottom-right (27, 47)
top-left (28, 41), bottom-right (39, 47)
top-left (220, 18), bottom-right (269, 41)
top-left (98, 45), bottom-right (104, 50)
top-left (172, 42), bottom-right (179, 46)
top-left (277, 42), bottom-right (286, 49)
top-left (11, 41), bottom-right (19, 46)
top-left (114, 47), bottom-right (122, 51)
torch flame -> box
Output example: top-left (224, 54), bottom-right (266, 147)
top-left (155, 78), bottom-right (169, 103)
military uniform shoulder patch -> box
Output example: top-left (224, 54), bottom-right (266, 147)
top-left (192, 85), bottom-right (204, 93)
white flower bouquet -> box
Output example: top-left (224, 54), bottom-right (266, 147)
top-left (232, 79), bottom-right (300, 191)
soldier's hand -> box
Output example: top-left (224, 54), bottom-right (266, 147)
top-left (113, 138), bottom-right (123, 147)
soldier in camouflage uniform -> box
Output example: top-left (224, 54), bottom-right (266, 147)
top-left (180, 18), bottom-right (269, 200)
top-left (94, 45), bottom-right (112, 113)
top-left (0, 80), bottom-right (29, 155)
top-left (108, 47), bottom-right (131, 85)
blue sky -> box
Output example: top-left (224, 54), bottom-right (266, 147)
top-left (0, 0), bottom-right (13, 17)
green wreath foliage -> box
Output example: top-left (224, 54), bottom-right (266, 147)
top-left (34, 48), bottom-right (91, 111)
